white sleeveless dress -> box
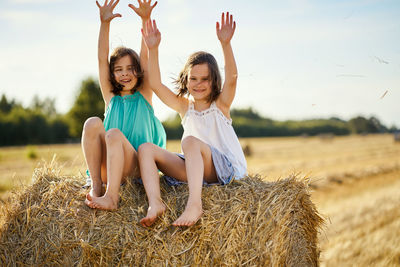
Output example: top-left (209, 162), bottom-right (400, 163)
top-left (181, 101), bottom-right (247, 179)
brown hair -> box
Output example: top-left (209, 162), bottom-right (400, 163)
top-left (175, 51), bottom-right (222, 103)
top-left (109, 47), bottom-right (144, 95)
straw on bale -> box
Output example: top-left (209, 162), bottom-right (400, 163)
top-left (0, 162), bottom-right (324, 266)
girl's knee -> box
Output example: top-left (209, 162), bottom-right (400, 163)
top-left (83, 117), bottom-right (103, 133)
top-left (138, 142), bottom-right (156, 158)
top-left (105, 128), bottom-right (123, 144)
top-left (182, 136), bottom-right (200, 152)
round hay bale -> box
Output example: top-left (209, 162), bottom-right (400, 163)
top-left (0, 164), bottom-right (324, 266)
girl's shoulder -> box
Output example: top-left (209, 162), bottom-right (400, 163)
top-left (177, 97), bottom-right (190, 119)
top-left (137, 87), bottom-right (153, 106)
top-left (104, 93), bottom-right (116, 111)
top-left (108, 91), bottom-right (143, 104)
top-left (215, 98), bottom-right (231, 120)
top-left (184, 100), bottom-right (232, 124)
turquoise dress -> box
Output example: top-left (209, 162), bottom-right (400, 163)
top-left (103, 91), bottom-right (166, 150)
top-left (84, 91), bottom-right (166, 185)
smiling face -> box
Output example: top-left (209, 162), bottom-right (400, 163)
top-left (186, 63), bottom-right (212, 101)
top-left (176, 51), bottom-right (222, 103)
top-left (112, 55), bottom-right (138, 94)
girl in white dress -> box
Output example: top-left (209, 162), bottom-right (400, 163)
top-left (138, 12), bottom-right (247, 227)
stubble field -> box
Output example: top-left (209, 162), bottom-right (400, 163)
top-left (0, 134), bottom-right (399, 266)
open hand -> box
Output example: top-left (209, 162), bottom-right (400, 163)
top-left (141, 20), bottom-right (161, 49)
top-left (216, 12), bottom-right (236, 44)
top-left (129, 0), bottom-right (157, 20)
top-left (96, 0), bottom-right (122, 23)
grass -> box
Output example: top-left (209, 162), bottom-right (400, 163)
top-left (0, 144), bottom-right (86, 199)
top-left (25, 145), bottom-right (38, 159)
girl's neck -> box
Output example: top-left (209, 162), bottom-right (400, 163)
top-left (120, 90), bottom-right (133, 97)
top-left (192, 99), bottom-right (211, 112)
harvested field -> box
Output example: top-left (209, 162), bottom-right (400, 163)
top-left (314, 169), bottom-right (400, 267)
top-left (0, 163), bottom-right (323, 266)
top-left (1, 134), bottom-right (399, 265)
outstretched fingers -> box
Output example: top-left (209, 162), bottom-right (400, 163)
top-left (216, 12), bottom-right (236, 43)
top-left (227, 12), bottom-right (232, 26)
top-left (152, 19), bottom-right (158, 32)
top-left (144, 19), bottom-right (157, 35)
top-left (97, 0), bottom-right (122, 22)
top-left (129, 0), bottom-right (157, 19)
top-left (224, 12), bottom-right (235, 29)
top-left (128, 3), bottom-right (138, 12)
top-left (146, 19), bottom-right (153, 32)
top-left (141, 19), bottom-right (161, 49)
top-left (112, 13), bottom-right (122, 19)
top-left (111, 0), bottom-right (120, 9)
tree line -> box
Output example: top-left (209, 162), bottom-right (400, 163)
top-left (0, 77), bottom-right (397, 146)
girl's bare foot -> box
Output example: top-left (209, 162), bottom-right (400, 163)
top-left (140, 200), bottom-right (166, 227)
top-left (86, 194), bottom-right (118, 210)
top-left (84, 181), bottom-right (103, 207)
top-left (172, 201), bottom-right (203, 227)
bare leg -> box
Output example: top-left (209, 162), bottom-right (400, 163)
top-left (138, 143), bottom-right (187, 227)
top-left (173, 136), bottom-right (218, 227)
top-left (87, 128), bottom-right (139, 210)
top-left (81, 117), bottom-right (107, 207)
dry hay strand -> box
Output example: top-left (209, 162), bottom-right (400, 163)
top-left (0, 163), bottom-right (324, 266)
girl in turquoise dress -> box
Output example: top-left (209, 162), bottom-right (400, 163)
top-left (83, 0), bottom-right (165, 210)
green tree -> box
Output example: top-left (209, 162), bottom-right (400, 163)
top-left (49, 116), bottom-right (71, 143)
top-left (30, 95), bottom-right (57, 118)
top-left (67, 77), bottom-right (104, 137)
top-left (162, 114), bottom-right (183, 139)
top-left (0, 94), bottom-right (17, 114)
top-left (368, 116), bottom-right (387, 133)
top-left (231, 107), bottom-right (263, 120)
top-left (348, 116), bottom-right (381, 134)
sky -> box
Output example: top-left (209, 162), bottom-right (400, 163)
top-left (0, 0), bottom-right (399, 127)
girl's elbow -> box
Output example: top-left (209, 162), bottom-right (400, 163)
top-left (227, 76), bottom-right (238, 88)
top-left (228, 72), bottom-right (238, 83)
top-left (232, 72), bottom-right (238, 81)
top-left (149, 81), bottom-right (162, 92)
top-left (148, 79), bottom-right (157, 88)
top-left (98, 56), bottom-right (108, 64)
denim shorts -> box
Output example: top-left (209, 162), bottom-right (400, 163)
top-left (163, 145), bottom-right (235, 186)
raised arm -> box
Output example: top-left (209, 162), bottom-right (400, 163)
top-left (142, 20), bottom-right (188, 115)
top-left (128, 0), bottom-right (157, 93)
top-left (96, 0), bottom-right (122, 105)
top-left (216, 12), bottom-right (238, 111)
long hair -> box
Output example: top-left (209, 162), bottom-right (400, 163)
top-left (175, 51), bottom-right (222, 103)
top-left (109, 47), bottom-right (144, 95)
